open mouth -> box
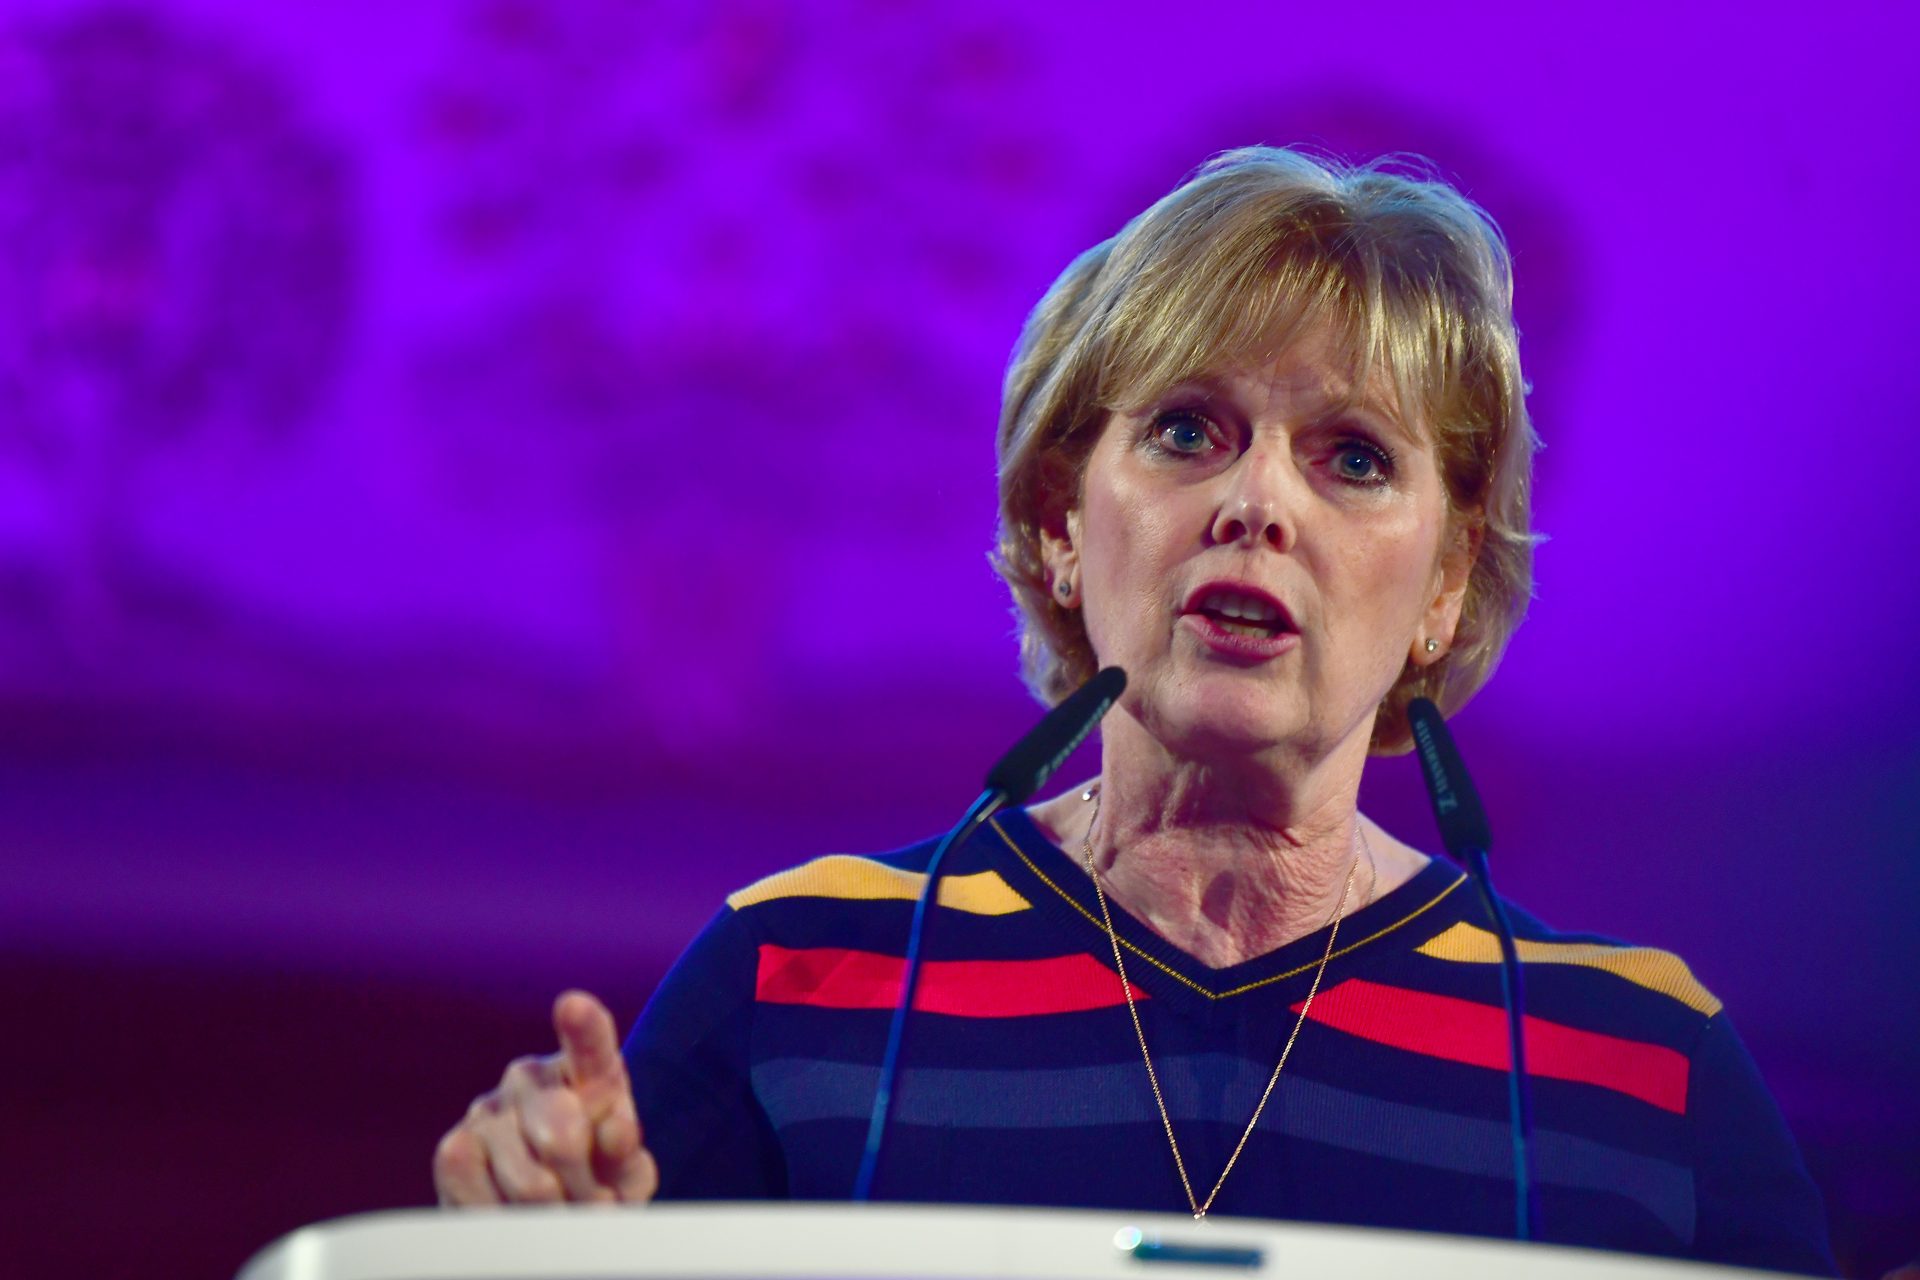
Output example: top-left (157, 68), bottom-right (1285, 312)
top-left (1186, 586), bottom-right (1295, 640)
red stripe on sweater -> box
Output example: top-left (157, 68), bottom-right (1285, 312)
top-left (1295, 978), bottom-right (1690, 1113)
top-left (755, 945), bottom-right (1147, 1017)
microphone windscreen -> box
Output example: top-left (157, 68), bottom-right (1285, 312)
top-left (983, 667), bottom-right (1127, 805)
top-left (1406, 697), bottom-right (1493, 857)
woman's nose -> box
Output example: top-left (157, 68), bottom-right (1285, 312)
top-left (1208, 445), bottom-right (1300, 551)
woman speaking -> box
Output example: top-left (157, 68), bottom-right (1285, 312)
top-left (431, 146), bottom-right (1833, 1275)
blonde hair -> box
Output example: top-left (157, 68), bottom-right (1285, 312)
top-left (993, 146), bottom-right (1539, 753)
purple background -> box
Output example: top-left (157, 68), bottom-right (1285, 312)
top-left (2, 1), bottom-right (1915, 1276)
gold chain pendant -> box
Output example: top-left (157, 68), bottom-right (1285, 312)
top-left (1080, 789), bottom-right (1360, 1220)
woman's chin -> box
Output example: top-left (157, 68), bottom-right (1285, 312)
top-left (1147, 698), bottom-right (1310, 762)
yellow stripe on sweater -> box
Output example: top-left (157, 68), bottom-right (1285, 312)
top-left (1415, 921), bottom-right (1722, 1016)
top-left (726, 854), bottom-right (1032, 916)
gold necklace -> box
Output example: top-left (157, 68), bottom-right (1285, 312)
top-left (1079, 787), bottom-right (1362, 1220)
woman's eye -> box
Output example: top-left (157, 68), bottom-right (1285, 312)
top-left (1151, 411), bottom-right (1215, 455)
top-left (1333, 441), bottom-right (1394, 485)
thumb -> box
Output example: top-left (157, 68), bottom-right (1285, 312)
top-left (552, 989), bottom-right (629, 1103)
top-left (593, 1107), bottom-right (657, 1202)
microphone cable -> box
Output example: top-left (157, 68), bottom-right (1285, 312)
top-left (1407, 696), bottom-right (1540, 1242)
top-left (852, 667), bottom-right (1127, 1201)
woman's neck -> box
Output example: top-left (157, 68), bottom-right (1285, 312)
top-left (1030, 726), bottom-right (1425, 969)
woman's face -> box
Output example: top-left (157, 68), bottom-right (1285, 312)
top-left (1044, 319), bottom-right (1474, 766)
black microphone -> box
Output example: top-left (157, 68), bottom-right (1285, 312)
top-left (1407, 697), bottom-right (1492, 860)
top-left (853, 667), bottom-right (1128, 1200)
top-left (1406, 697), bottom-right (1540, 1242)
top-left (984, 665), bottom-right (1128, 804)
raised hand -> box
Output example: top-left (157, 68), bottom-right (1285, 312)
top-left (433, 990), bottom-right (659, 1206)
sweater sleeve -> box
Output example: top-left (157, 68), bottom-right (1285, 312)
top-left (623, 906), bottom-right (788, 1199)
top-left (1688, 1012), bottom-right (1834, 1275)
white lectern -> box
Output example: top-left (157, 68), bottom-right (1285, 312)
top-left (237, 1205), bottom-right (1798, 1280)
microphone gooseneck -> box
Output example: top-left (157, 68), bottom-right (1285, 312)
top-left (852, 667), bottom-right (1127, 1201)
top-left (1406, 696), bottom-right (1540, 1243)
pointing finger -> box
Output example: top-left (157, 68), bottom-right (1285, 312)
top-left (552, 990), bottom-right (627, 1096)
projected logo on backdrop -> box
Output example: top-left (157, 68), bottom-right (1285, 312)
top-left (410, 0), bottom-right (1055, 731)
top-left (0, 9), bottom-right (353, 637)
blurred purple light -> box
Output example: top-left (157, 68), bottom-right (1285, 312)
top-left (0, 1), bottom-right (1914, 1275)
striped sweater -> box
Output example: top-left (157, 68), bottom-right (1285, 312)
top-left (624, 808), bottom-right (1832, 1274)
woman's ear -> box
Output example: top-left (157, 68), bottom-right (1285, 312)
top-left (1040, 510), bottom-right (1082, 608)
top-left (1414, 517), bottom-right (1481, 664)
top-left (1037, 452), bottom-right (1083, 608)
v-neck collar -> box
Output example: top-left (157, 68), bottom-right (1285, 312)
top-left (984, 806), bottom-right (1471, 1016)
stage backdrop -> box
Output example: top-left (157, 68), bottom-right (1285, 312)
top-left (1, 1), bottom-right (1914, 1277)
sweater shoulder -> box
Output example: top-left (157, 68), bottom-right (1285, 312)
top-left (722, 833), bottom-right (1035, 937)
top-left (1406, 887), bottom-right (1723, 1022)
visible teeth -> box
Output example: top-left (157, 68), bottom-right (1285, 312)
top-left (1201, 591), bottom-right (1280, 623)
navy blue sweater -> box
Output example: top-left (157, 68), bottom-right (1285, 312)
top-left (625, 809), bottom-right (1833, 1274)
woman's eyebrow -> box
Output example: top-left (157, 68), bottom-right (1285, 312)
top-left (1321, 368), bottom-right (1428, 446)
top-left (1122, 376), bottom-right (1233, 415)
top-left (1346, 397), bottom-right (1422, 438)
top-left (1162, 375), bottom-right (1234, 404)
